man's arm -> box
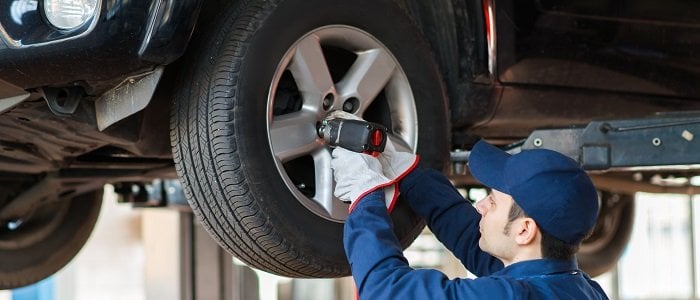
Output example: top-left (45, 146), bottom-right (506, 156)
top-left (344, 191), bottom-right (520, 299)
top-left (399, 168), bottom-right (503, 276)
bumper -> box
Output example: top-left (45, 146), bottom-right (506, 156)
top-left (0, 0), bottom-right (201, 94)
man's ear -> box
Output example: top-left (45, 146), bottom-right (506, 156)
top-left (514, 218), bottom-right (539, 245)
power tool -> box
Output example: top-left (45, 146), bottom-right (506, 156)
top-left (318, 117), bottom-right (388, 154)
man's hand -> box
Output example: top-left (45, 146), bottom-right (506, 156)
top-left (378, 137), bottom-right (419, 182)
top-left (331, 148), bottom-right (396, 212)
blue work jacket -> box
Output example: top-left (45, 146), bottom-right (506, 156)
top-left (344, 168), bottom-right (609, 299)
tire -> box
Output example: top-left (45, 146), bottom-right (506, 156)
top-left (578, 192), bottom-right (635, 277)
top-left (171, 0), bottom-right (449, 277)
top-left (0, 190), bottom-right (102, 289)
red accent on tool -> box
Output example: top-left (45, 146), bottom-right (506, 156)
top-left (371, 129), bottom-right (383, 146)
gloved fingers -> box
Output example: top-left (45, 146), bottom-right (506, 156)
top-left (331, 147), bottom-right (376, 163)
top-left (331, 148), bottom-right (363, 175)
top-left (326, 110), bottom-right (362, 121)
top-left (331, 147), bottom-right (392, 205)
top-left (331, 147), bottom-right (384, 174)
top-left (334, 187), bottom-right (353, 203)
top-left (330, 149), bottom-right (353, 182)
top-left (331, 146), bottom-right (356, 160)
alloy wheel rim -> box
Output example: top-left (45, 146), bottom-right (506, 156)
top-left (267, 25), bottom-right (418, 222)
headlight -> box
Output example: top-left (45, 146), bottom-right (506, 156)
top-left (43, 0), bottom-right (98, 30)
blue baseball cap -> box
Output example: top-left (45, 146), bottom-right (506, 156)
top-left (468, 140), bottom-right (599, 244)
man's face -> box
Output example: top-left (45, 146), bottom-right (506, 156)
top-left (475, 189), bottom-right (517, 260)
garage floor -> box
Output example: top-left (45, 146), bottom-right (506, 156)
top-left (3, 186), bottom-right (700, 300)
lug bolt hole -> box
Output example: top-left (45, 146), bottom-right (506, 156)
top-left (343, 98), bottom-right (359, 113)
top-left (322, 94), bottom-right (334, 111)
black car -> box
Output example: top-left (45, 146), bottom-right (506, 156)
top-left (1, 0), bottom-right (699, 288)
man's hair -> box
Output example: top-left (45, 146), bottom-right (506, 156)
top-left (505, 201), bottom-right (579, 260)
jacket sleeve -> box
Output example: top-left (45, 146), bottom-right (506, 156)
top-left (344, 191), bottom-right (521, 299)
top-left (398, 168), bottom-right (503, 276)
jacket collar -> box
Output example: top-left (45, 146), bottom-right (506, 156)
top-left (494, 258), bottom-right (579, 278)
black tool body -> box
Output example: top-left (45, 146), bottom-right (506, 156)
top-left (318, 119), bottom-right (387, 153)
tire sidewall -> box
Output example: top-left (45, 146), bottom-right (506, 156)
top-left (577, 194), bottom-right (635, 277)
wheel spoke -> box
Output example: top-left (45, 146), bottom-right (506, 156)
top-left (311, 148), bottom-right (349, 218)
top-left (270, 111), bottom-right (321, 162)
top-left (336, 48), bottom-right (396, 115)
top-left (288, 34), bottom-right (335, 107)
top-left (310, 149), bottom-right (333, 213)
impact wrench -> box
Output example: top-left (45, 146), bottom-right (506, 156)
top-left (317, 117), bottom-right (387, 155)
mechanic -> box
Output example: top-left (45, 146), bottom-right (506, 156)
top-left (331, 139), bottom-right (608, 299)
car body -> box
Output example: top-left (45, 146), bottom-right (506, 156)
top-left (1, 0), bottom-right (699, 288)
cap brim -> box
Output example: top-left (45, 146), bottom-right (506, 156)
top-left (468, 140), bottom-right (511, 193)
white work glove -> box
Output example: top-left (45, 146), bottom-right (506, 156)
top-left (377, 137), bottom-right (419, 182)
top-left (331, 148), bottom-right (398, 212)
top-left (325, 110), bottom-right (418, 181)
top-left (325, 110), bottom-right (358, 121)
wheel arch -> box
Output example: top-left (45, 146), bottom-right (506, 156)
top-left (401, 0), bottom-right (488, 83)
top-left (401, 0), bottom-right (495, 131)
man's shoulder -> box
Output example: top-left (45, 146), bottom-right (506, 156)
top-left (500, 272), bottom-right (609, 300)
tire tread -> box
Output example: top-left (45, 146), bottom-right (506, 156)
top-left (172, 0), bottom-right (339, 277)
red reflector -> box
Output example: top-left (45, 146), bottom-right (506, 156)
top-left (371, 130), bottom-right (383, 146)
top-left (482, 0), bottom-right (491, 43)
